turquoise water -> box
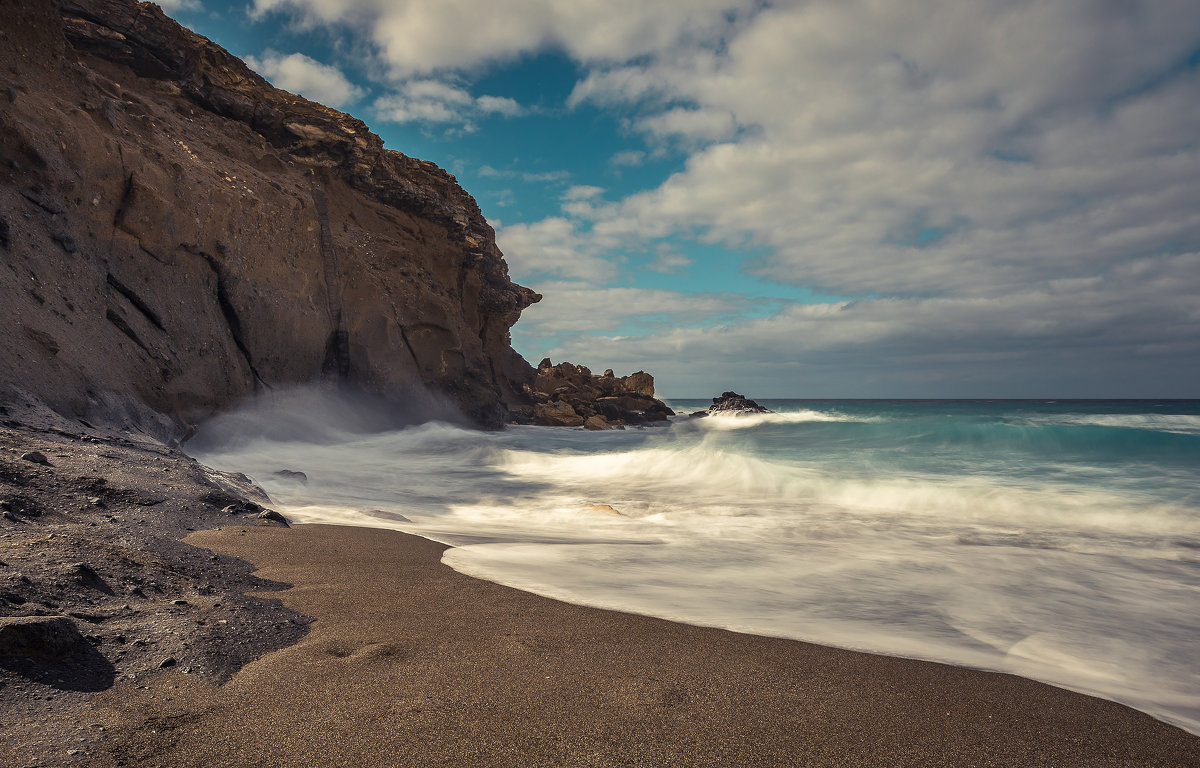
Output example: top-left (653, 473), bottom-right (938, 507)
top-left (194, 396), bottom-right (1200, 734)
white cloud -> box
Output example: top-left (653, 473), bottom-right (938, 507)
top-left (635, 107), bottom-right (737, 145)
top-left (243, 51), bottom-right (364, 108)
top-left (562, 185), bottom-right (604, 201)
top-left (610, 150), bottom-right (646, 167)
top-left (514, 282), bottom-right (746, 335)
top-left (495, 218), bottom-right (618, 282)
top-left (251, 0), bottom-right (749, 77)
top-left (475, 95), bottom-right (525, 117)
top-left (646, 247), bottom-right (691, 274)
top-left (373, 80), bottom-right (527, 129)
top-left (554, 0), bottom-right (1200, 303)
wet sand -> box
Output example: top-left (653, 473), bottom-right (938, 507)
top-left (93, 523), bottom-right (1200, 767)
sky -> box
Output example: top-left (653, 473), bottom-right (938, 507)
top-left (161, 0), bottom-right (1200, 398)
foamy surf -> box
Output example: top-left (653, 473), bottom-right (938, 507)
top-left (191, 395), bottom-right (1200, 735)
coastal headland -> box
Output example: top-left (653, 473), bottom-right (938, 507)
top-left (2, 1), bottom-right (1199, 765)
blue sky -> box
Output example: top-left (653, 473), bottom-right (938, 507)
top-left (161, 0), bottom-right (1200, 398)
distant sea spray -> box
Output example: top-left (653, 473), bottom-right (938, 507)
top-left (193, 396), bottom-right (1200, 735)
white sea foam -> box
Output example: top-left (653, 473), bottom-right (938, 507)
top-left (190, 393), bottom-right (1200, 735)
top-left (1015, 412), bottom-right (1200, 435)
top-left (669, 408), bottom-right (885, 432)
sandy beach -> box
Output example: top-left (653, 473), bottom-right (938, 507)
top-left (84, 523), bottom-right (1200, 767)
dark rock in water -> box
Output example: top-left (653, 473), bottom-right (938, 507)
top-left (513, 361), bottom-right (675, 428)
top-left (274, 469), bottom-right (308, 484)
top-left (693, 391), bottom-right (773, 417)
top-left (255, 509), bottom-right (290, 527)
top-left (20, 451), bottom-right (50, 466)
top-left (583, 415), bottom-right (611, 431)
top-left (222, 500), bottom-right (264, 516)
top-left (366, 509), bottom-right (411, 524)
top-left (0, 615), bottom-right (85, 659)
top-left (531, 401), bottom-right (585, 427)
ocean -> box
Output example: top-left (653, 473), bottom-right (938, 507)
top-left (191, 395), bottom-right (1200, 734)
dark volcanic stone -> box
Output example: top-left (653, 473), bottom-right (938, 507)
top-left (256, 509), bottom-right (290, 527)
top-left (222, 501), bottom-right (264, 516)
top-left (694, 391), bottom-right (773, 417)
top-left (0, 615), bottom-right (85, 659)
top-left (20, 451), bottom-right (50, 465)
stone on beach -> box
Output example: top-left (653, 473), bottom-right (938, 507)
top-left (0, 615), bottom-right (85, 659)
top-left (255, 509), bottom-right (290, 527)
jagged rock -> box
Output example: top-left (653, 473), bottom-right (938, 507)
top-left (255, 509), bottom-right (290, 527)
top-left (583, 415), bottom-right (611, 430)
top-left (693, 391), bottom-right (773, 417)
top-left (515, 361), bottom-right (674, 427)
top-left (622, 371), bottom-right (656, 397)
top-left (531, 401), bottom-right (585, 428)
top-left (0, 615), bottom-right (85, 658)
top-left (0, 0), bottom-right (540, 434)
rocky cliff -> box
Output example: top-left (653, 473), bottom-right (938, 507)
top-left (0, 0), bottom-right (541, 435)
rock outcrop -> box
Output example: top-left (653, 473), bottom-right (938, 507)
top-left (513, 360), bottom-right (675, 429)
top-left (691, 391), bottom-right (772, 417)
top-left (0, 0), bottom-right (540, 435)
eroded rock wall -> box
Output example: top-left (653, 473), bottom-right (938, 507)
top-left (0, 0), bottom-right (539, 435)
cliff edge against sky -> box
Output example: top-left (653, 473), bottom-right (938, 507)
top-left (0, 0), bottom-right (542, 434)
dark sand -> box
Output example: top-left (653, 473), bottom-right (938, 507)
top-left (88, 524), bottom-right (1199, 767)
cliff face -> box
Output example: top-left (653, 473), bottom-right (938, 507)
top-left (0, 0), bottom-right (540, 434)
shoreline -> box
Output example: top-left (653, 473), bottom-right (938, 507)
top-left (3, 419), bottom-right (1199, 765)
top-left (101, 525), bottom-right (1200, 766)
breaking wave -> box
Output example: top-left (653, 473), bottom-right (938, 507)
top-left (191, 395), bottom-right (1200, 734)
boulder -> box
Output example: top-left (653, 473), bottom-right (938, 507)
top-left (0, 615), bottom-right (85, 659)
top-left (20, 451), bottom-right (50, 466)
top-left (222, 500), bottom-right (264, 516)
top-left (693, 391), bottom-right (773, 417)
top-left (255, 509), bottom-right (291, 527)
top-left (518, 362), bottom-right (674, 427)
top-left (622, 371), bottom-right (656, 397)
top-left (531, 401), bottom-right (585, 427)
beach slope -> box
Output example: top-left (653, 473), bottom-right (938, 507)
top-left (92, 524), bottom-right (1200, 767)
